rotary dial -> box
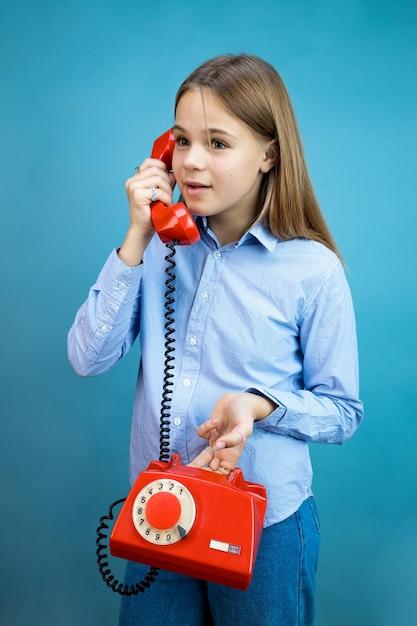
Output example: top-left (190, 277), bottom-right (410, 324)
top-left (132, 478), bottom-right (196, 545)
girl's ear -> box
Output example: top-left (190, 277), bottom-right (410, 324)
top-left (260, 139), bottom-right (280, 173)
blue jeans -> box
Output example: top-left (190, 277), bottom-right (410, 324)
top-left (119, 497), bottom-right (320, 626)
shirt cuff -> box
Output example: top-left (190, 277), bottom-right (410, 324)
top-left (245, 387), bottom-right (287, 424)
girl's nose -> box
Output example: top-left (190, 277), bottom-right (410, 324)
top-left (182, 143), bottom-right (207, 170)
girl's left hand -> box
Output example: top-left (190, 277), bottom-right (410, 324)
top-left (188, 392), bottom-right (276, 474)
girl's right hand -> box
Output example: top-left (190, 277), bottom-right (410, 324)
top-left (125, 158), bottom-right (175, 234)
top-left (119, 158), bottom-right (176, 266)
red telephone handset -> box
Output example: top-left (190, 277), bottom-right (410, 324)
top-left (110, 454), bottom-right (267, 590)
top-left (150, 130), bottom-right (200, 245)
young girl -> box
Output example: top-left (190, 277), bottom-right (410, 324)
top-left (68, 54), bottom-right (363, 626)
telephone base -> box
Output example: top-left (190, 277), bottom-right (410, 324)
top-left (110, 455), bottom-right (267, 590)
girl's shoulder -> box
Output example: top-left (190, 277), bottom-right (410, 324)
top-left (274, 237), bottom-right (341, 271)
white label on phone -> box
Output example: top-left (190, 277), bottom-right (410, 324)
top-left (209, 539), bottom-right (241, 555)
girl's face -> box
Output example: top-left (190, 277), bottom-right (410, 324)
top-left (172, 88), bottom-right (275, 244)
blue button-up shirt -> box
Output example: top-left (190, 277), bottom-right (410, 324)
top-left (68, 218), bottom-right (363, 526)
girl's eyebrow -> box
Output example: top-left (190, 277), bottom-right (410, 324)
top-left (173, 124), bottom-right (238, 140)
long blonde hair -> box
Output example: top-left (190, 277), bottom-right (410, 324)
top-left (175, 54), bottom-right (342, 260)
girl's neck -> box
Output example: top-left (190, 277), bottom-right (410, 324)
top-left (207, 211), bottom-right (256, 247)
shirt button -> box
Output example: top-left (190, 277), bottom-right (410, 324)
top-left (189, 337), bottom-right (197, 346)
top-left (183, 378), bottom-right (191, 387)
top-left (214, 251), bottom-right (221, 259)
top-left (173, 417), bottom-right (182, 426)
top-left (100, 324), bottom-right (111, 333)
top-left (201, 292), bottom-right (209, 301)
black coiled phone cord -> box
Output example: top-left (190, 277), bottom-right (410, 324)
top-left (95, 498), bottom-right (159, 596)
top-left (159, 242), bottom-right (177, 462)
top-left (96, 242), bottom-right (178, 595)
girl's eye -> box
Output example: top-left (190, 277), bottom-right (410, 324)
top-left (175, 136), bottom-right (189, 147)
top-left (211, 140), bottom-right (227, 150)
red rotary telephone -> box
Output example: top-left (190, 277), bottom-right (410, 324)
top-left (110, 454), bottom-right (267, 590)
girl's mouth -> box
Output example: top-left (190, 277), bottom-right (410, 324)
top-left (185, 183), bottom-right (210, 197)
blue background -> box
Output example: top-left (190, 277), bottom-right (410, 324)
top-left (1, 1), bottom-right (416, 624)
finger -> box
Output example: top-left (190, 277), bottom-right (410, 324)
top-left (216, 426), bottom-right (247, 450)
top-left (130, 160), bottom-right (161, 179)
top-left (217, 464), bottom-right (232, 476)
top-left (232, 426), bottom-right (247, 445)
top-left (187, 445), bottom-right (217, 469)
top-left (146, 186), bottom-right (173, 207)
top-left (196, 418), bottom-right (220, 440)
top-left (209, 457), bottom-right (220, 472)
top-left (139, 157), bottom-right (169, 172)
top-left (126, 177), bottom-right (173, 208)
top-left (149, 176), bottom-right (174, 198)
top-left (128, 171), bottom-right (172, 192)
top-left (168, 171), bottom-right (177, 190)
top-left (129, 159), bottom-right (171, 187)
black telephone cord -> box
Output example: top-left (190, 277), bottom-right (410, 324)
top-left (96, 498), bottom-right (159, 595)
top-left (96, 242), bottom-right (178, 596)
top-left (159, 242), bottom-right (177, 461)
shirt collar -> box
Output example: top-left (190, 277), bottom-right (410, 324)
top-left (198, 216), bottom-right (279, 253)
top-left (243, 220), bottom-right (279, 252)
